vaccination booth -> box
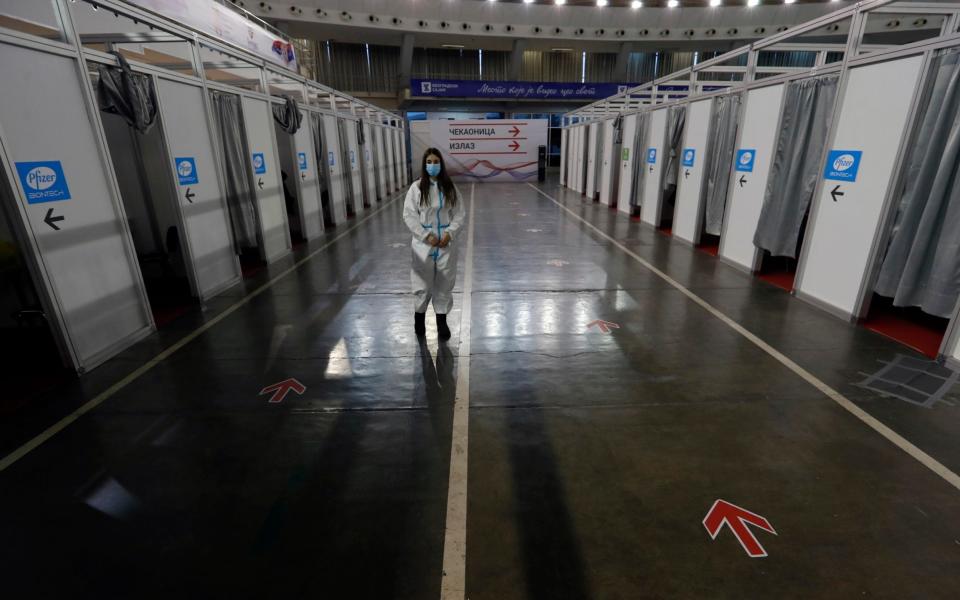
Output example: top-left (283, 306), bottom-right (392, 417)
top-left (0, 0), bottom-right (406, 379)
top-left (562, 0), bottom-right (960, 363)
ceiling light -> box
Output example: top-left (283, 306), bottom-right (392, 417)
top-left (747, 0), bottom-right (759, 6)
top-left (552, 48), bottom-right (573, 52)
top-left (784, 0), bottom-right (795, 3)
top-left (556, 0), bottom-right (566, 5)
top-left (667, 0), bottom-right (679, 7)
top-left (524, 0), bottom-right (534, 4)
top-left (631, 0), bottom-right (642, 8)
top-left (597, 0), bottom-right (608, 6)
top-left (442, 44), bottom-right (465, 49)
top-left (710, 0), bottom-right (721, 6)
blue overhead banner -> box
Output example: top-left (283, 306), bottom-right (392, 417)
top-left (412, 79), bottom-right (639, 100)
top-left (412, 79), bottom-right (724, 100)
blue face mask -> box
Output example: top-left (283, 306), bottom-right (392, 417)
top-left (426, 163), bottom-right (441, 178)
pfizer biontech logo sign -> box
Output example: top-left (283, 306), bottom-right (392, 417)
top-left (15, 160), bottom-right (72, 204)
top-left (175, 157), bottom-right (199, 185)
top-left (824, 149), bottom-right (863, 182)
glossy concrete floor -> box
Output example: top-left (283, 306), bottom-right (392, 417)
top-left (1, 178), bottom-right (959, 599)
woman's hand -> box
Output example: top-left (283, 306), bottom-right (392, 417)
top-left (439, 233), bottom-right (451, 248)
top-left (426, 233), bottom-right (439, 247)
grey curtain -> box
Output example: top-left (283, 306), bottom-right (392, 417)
top-left (875, 49), bottom-right (960, 318)
top-left (209, 91), bottom-right (259, 251)
top-left (629, 113), bottom-right (650, 208)
top-left (271, 95), bottom-right (302, 134)
top-left (703, 94), bottom-right (742, 235)
top-left (96, 52), bottom-right (158, 133)
top-left (753, 74), bottom-right (839, 257)
top-left (310, 113), bottom-right (328, 192)
top-left (337, 118), bottom-right (355, 208)
top-left (663, 105), bottom-right (686, 190)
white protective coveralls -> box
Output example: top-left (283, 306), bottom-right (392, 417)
top-left (403, 179), bottom-right (467, 314)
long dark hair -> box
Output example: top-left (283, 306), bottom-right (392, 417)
top-left (418, 147), bottom-right (457, 207)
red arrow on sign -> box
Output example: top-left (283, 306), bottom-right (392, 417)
top-left (586, 319), bottom-right (620, 334)
top-left (509, 125), bottom-right (521, 137)
top-left (703, 499), bottom-right (777, 558)
top-left (508, 140), bottom-right (521, 152)
top-left (259, 378), bottom-right (306, 403)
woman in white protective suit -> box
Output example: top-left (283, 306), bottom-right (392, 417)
top-left (403, 147), bottom-right (466, 340)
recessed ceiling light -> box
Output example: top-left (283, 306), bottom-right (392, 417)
top-left (747, 0), bottom-right (760, 6)
top-left (556, 0), bottom-right (567, 5)
top-left (631, 0), bottom-right (642, 8)
top-left (442, 44), bottom-right (465, 49)
top-left (667, 0), bottom-right (679, 7)
top-left (710, 0), bottom-right (721, 6)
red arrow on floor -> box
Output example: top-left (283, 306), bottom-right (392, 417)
top-left (509, 125), bottom-right (521, 137)
top-left (703, 499), bottom-right (777, 558)
top-left (508, 140), bottom-right (521, 152)
top-left (586, 319), bottom-right (620, 334)
top-left (260, 378), bottom-right (306, 403)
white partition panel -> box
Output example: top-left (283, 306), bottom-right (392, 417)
top-left (385, 126), bottom-right (397, 193)
top-left (586, 123), bottom-right (599, 199)
top-left (374, 125), bottom-right (388, 199)
top-left (567, 127), bottom-right (583, 192)
top-left (395, 129), bottom-right (404, 189)
top-left (156, 78), bottom-right (240, 298)
top-left (344, 120), bottom-right (363, 214)
top-left (578, 126), bottom-right (588, 193)
top-left (599, 118), bottom-right (617, 206)
top-left (241, 96), bottom-right (290, 262)
top-left (796, 55), bottom-right (924, 317)
top-left (360, 122), bottom-right (377, 205)
top-left (292, 108), bottom-right (324, 238)
top-left (400, 126), bottom-right (409, 186)
top-left (560, 128), bottom-right (568, 186)
top-left (617, 114), bottom-right (639, 216)
top-left (673, 99), bottom-right (714, 244)
top-left (321, 114), bottom-right (348, 225)
top-left (719, 84), bottom-right (786, 272)
top-left (0, 43), bottom-right (152, 370)
top-left (640, 109), bottom-right (669, 226)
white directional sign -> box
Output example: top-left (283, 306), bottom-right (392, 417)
top-left (413, 119), bottom-right (549, 182)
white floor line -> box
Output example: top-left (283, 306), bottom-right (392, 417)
top-left (528, 182), bottom-right (960, 493)
top-left (440, 183), bottom-right (476, 600)
top-left (0, 194), bottom-right (406, 474)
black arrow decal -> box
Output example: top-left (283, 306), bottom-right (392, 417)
top-left (684, 169), bottom-right (690, 179)
top-left (301, 172), bottom-right (306, 180)
top-left (738, 174), bottom-right (747, 188)
top-left (185, 188), bottom-right (196, 203)
top-left (830, 185), bottom-right (844, 202)
top-left (649, 165), bottom-right (654, 173)
top-left (258, 178), bottom-right (264, 190)
top-left (43, 208), bottom-right (64, 231)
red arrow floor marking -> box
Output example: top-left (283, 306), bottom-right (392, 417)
top-left (703, 499), bottom-right (777, 558)
top-left (508, 140), bottom-right (521, 152)
top-left (586, 319), bottom-right (620, 334)
top-left (509, 125), bottom-right (521, 137)
top-left (259, 378), bottom-right (307, 403)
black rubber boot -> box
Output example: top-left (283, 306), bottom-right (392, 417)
top-left (436, 314), bottom-right (451, 341)
top-left (415, 312), bottom-right (426, 337)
